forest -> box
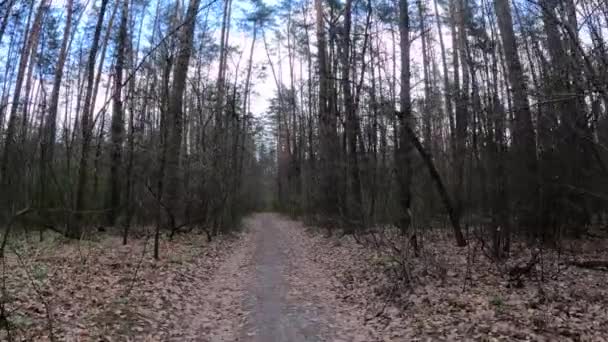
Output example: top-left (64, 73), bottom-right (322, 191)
top-left (0, 0), bottom-right (607, 339)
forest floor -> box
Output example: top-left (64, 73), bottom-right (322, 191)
top-left (3, 213), bottom-right (608, 341)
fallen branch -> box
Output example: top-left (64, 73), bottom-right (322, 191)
top-left (398, 118), bottom-right (467, 247)
top-left (567, 260), bottom-right (608, 270)
top-left (123, 229), bottom-right (153, 297)
top-left (365, 281), bottom-right (399, 323)
top-left (509, 252), bottom-right (539, 279)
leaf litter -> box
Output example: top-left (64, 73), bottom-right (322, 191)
top-left (2, 217), bottom-right (607, 341)
top-left (299, 223), bottom-right (608, 341)
top-left (1, 229), bottom-right (245, 341)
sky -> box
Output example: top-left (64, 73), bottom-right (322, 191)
top-left (228, 0), bottom-right (441, 119)
top-left (1, 0), bottom-right (432, 134)
top-left (227, 0), bottom-right (297, 118)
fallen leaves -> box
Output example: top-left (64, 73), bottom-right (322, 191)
top-left (3, 217), bottom-right (607, 341)
top-left (300, 225), bottom-right (608, 341)
top-left (1, 229), bottom-right (242, 341)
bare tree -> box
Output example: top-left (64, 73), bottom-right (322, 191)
top-left (494, 0), bottom-right (539, 234)
top-left (70, 0), bottom-right (110, 238)
top-left (107, 0), bottom-right (130, 226)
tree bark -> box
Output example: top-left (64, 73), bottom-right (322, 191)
top-left (69, 0), bottom-right (110, 238)
top-left (107, 0), bottom-right (129, 226)
top-left (315, 0), bottom-right (339, 221)
top-left (433, 0), bottom-right (455, 146)
top-left (396, 0), bottom-right (413, 232)
top-left (40, 0), bottom-right (74, 214)
top-left (157, 0), bottom-right (202, 258)
top-left (340, 0), bottom-right (363, 229)
top-left (494, 0), bottom-right (539, 231)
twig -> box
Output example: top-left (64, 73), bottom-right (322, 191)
top-left (1, 207), bottom-right (33, 259)
top-left (9, 246), bottom-right (55, 341)
top-left (366, 281), bottom-right (398, 323)
top-left (123, 228), bottom-right (153, 297)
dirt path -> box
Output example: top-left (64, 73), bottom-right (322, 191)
top-left (190, 213), bottom-right (368, 342)
top-left (241, 213), bottom-right (334, 341)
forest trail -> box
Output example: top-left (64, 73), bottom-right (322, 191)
top-left (190, 213), bottom-right (368, 342)
top-left (241, 213), bottom-right (333, 341)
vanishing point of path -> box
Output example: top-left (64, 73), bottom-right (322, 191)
top-left (185, 213), bottom-right (369, 342)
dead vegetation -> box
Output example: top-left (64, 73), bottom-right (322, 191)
top-left (0, 228), bottom-right (241, 341)
top-left (303, 223), bottom-right (608, 341)
top-left (1, 214), bottom-right (606, 341)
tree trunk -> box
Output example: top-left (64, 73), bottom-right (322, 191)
top-left (340, 0), bottom-right (363, 229)
top-left (433, 0), bottom-right (455, 146)
top-left (315, 0), bottom-right (339, 222)
top-left (69, 0), bottom-right (110, 238)
top-left (40, 0), bottom-right (74, 215)
top-left (451, 0), bottom-right (468, 218)
top-left (396, 0), bottom-right (413, 233)
top-left (107, 0), bottom-right (129, 226)
top-left (494, 0), bottom-right (539, 231)
top-left (156, 0), bottom-right (202, 258)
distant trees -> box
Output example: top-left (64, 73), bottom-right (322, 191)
top-left (262, 0), bottom-right (608, 251)
top-left (1, 0), bottom-right (48, 213)
top-left (1, 0), bottom-right (608, 257)
top-left (0, 0), bottom-right (269, 259)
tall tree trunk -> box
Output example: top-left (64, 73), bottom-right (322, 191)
top-left (418, 0), bottom-right (435, 221)
top-left (124, 27), bottom-right (137, 245)
top-left (40, 0), bottom-right (74, 215)
top-left (396, 0), bottom-right (413, 233)
top-left (315, 0), bottom-right (338, 222)
top-left (418, 0), bottom-right (432, 149)
top-left (107, 0), bottom-right (129, 226)
top-left (243, 24), bottom-right (257, 119)
top-left (340, 0), bottom-right (363, 229)
top-left (433, 0), bottom-right (455, 145)
top-left (210, 0), bottom-right (232, 232)
top-left (452, 0), bottom-right (469, 218)
top-left (540, 0), bottom-right (592, 228)
top-left (494, 0), bottom-right (539, 232)
top-left (69, 0), bottom-right (110, 238)
top-left (156, 0), bottom-right (202, 258)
